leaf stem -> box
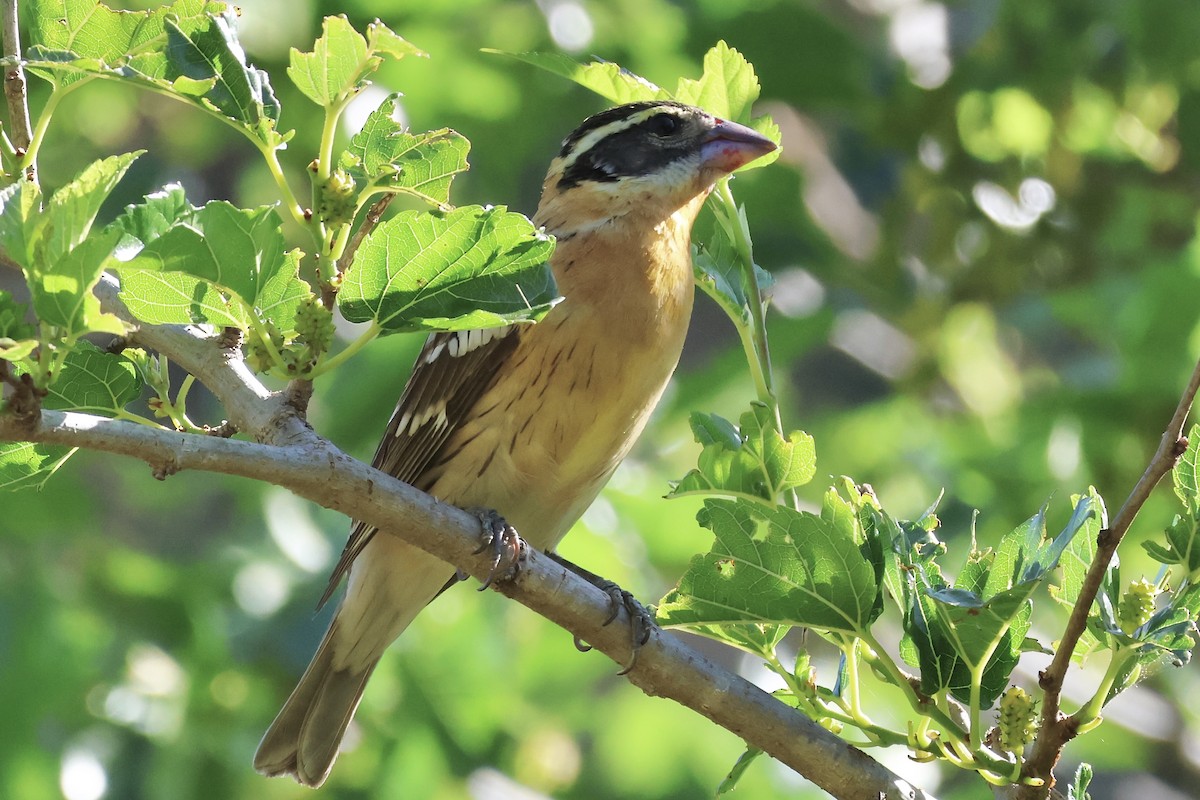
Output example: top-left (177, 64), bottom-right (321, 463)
top-left (307, 321), bottom-right (381, 378)
top-left (21, 84), bottom-right (69, 178)
top-left (259, 143), bottom-right (309, 230)
top-left (1071, 646), bottom-right (1134, 728)
top-left (858, 631), bottom-right (970, 747)
top-left (711, 178), bottom-right (797, 511)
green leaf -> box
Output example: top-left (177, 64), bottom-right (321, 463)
top-left (1174, 424), bottom-right (1200, 515)
top-left (288, 15), bottom-right (370, 107)
top-left (44, 341), bottom-right (142, 414)
top-left (28, 3), bottom-right (286, 147)
top-left (669, 404), bottom-right (814, 502)
top-left (28, 0), bottom-right (225, 89)
top-left (1069, 762), bottom-right (1094, 800)
top-left (658, 499), bottom-right (879, 637)
top-left (29, 228), bottom-right (126, 336)
top-left (692, 220), bottom-right (775, 328)
top-left (0, 441), bottom-right (74, 491)
top-left (486, 50), bottom-right (668, 105)
top-left (289, 16), bottom-right (424, 108)
top-left (157, 13), bottom-right (281, 143)
top-left (919, 585), bottom-right (1033, 706)
top-left (338, 205), bottom-right (558, 333)
top-left (115, 270), bottom-right (249, 329)
top-left (38, 151), bottom-right (142, 267)
top-left (716, 747), bottom-right (763, 796)
top-left (0, 292), bottom-right (37, 363)
top-left (0, 338), bottom-right (37, 361)
top-left (741, 404), bottom-right (816, 495)
top-left (339, 94), bottom-right (470, 207)
top-left (112, 183), bottom-right (192, 245)
top-left (906, 494), bottom-right (1097, 704)
top-left (366, 20), bottom-right (425, 60)
top-left (1050, 488), bottom-right (1108, 609)
top-left (674, 40), bottom-right (760, 124)
top-left (490, 44), bottom-right (779, 172)
top-left (0, 180), bottom-right (43, 266)
top-left (113, 194), bottom-right (307, 331)
top-left (0, 154), bottom-right (139, 338)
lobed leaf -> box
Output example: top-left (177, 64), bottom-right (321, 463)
top-left (674, 40), bottom-right (760, 124)
top-left (112, 191), bottom-right (310, 332)
top-left (658, 498), bottom-right (880, 638)
top-left (288, 16), bottom-right (422, 108)
top-left (338, 205), bottom-right (558, 333)
top-left (669, 403), bottom-right (814, 502)
top-left (0, 441), bottom-right (75, 491)
top-left (28, 2), bottom-right (285, 147)
top-left (340, 94), bottom-right (470, 207)
top-left (44, 341), bottom-right (142, 414)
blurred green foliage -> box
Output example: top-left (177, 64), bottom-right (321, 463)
top-left (7, 0), bottom-right (1200, 798)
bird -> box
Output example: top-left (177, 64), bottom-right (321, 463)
top-left (254, 99), bottom-right (777, 787)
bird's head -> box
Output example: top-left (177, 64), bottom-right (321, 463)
top-left (535, 100), bottom-right (777, 235)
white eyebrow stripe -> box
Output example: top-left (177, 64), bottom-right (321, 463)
top-left (557, 106), bottom-right (683, 174)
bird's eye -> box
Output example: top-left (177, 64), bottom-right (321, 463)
top-left (645, 113), bottom-right (682, 137)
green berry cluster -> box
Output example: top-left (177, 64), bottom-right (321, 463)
top-left (318, 169), bottom-right (357, 228)
top-left (243, 295), bottom-right (336, 377)
top-left (996, 686), bottom-right (1038, 753)
top-left (245, 320), bottom-right (285, 374)
top-left (1118, 578), bottom-right (1159, 636)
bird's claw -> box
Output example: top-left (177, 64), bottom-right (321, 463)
top-left (575, 579), bottom-right (655, 675)
top-left (471, 508), bottom-right (525, 590)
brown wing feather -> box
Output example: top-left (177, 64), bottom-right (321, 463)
top-left (319, 327), bottom-right (521, 607)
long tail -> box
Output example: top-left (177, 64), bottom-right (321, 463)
top-left (253, 620), bottom-right (377, 787)
top-left (254, 535), bottom-right (457, 787)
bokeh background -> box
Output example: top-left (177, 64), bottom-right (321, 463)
top-left (5, 0), bottom-right (1200, 798)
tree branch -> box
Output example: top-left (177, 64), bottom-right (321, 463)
top-left (1, 0), bottom-right (33, 179)
top-left (0, 274), bottom-right (937, 800)
top-left (1018, 355), bottom-right (1200, 797)
top-left (0, 411), bottom-right (930, 800)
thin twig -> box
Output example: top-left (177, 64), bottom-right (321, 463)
top-left (1018, 355), bottom-right (1200, 798)
top-left (337, 194), bottom-right (393, 275)
top-left (1, 0), bottom-right (33, 180)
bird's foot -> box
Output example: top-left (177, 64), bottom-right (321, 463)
top-left (547, 552), bottom-right (655, 674)
top-left (470, 508), bottom-right (525, 590)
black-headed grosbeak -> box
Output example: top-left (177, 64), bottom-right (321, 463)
top-left (255, 100), bottom-right (777, 786)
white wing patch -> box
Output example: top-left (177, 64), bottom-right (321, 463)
top-left (423, 327), bottom-right (512, 364)
top-left (395, 404), bottom-right (449, 438)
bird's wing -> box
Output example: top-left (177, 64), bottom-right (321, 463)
top-left (319, 326), bottom-right (521, 607)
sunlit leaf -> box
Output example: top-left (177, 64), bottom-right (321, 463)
top-left (288, 16), bottom-right (421, 108)
top-left (0, 441), bottom-right (75, 491)
top-left (340, 94), bottom-right (470, 207)
top-left (658, 498), bottom-right (879, 637)
top-left (113, 194), bottom-right (307, 332)
top-left (339, 205), bottom-right (558, 332)
top-left (28, 2), bottom-right (285, 146)
top-left (44, 342), bottom-right (142, 414)
top-left (674, 40), bottom-right (760, 123)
